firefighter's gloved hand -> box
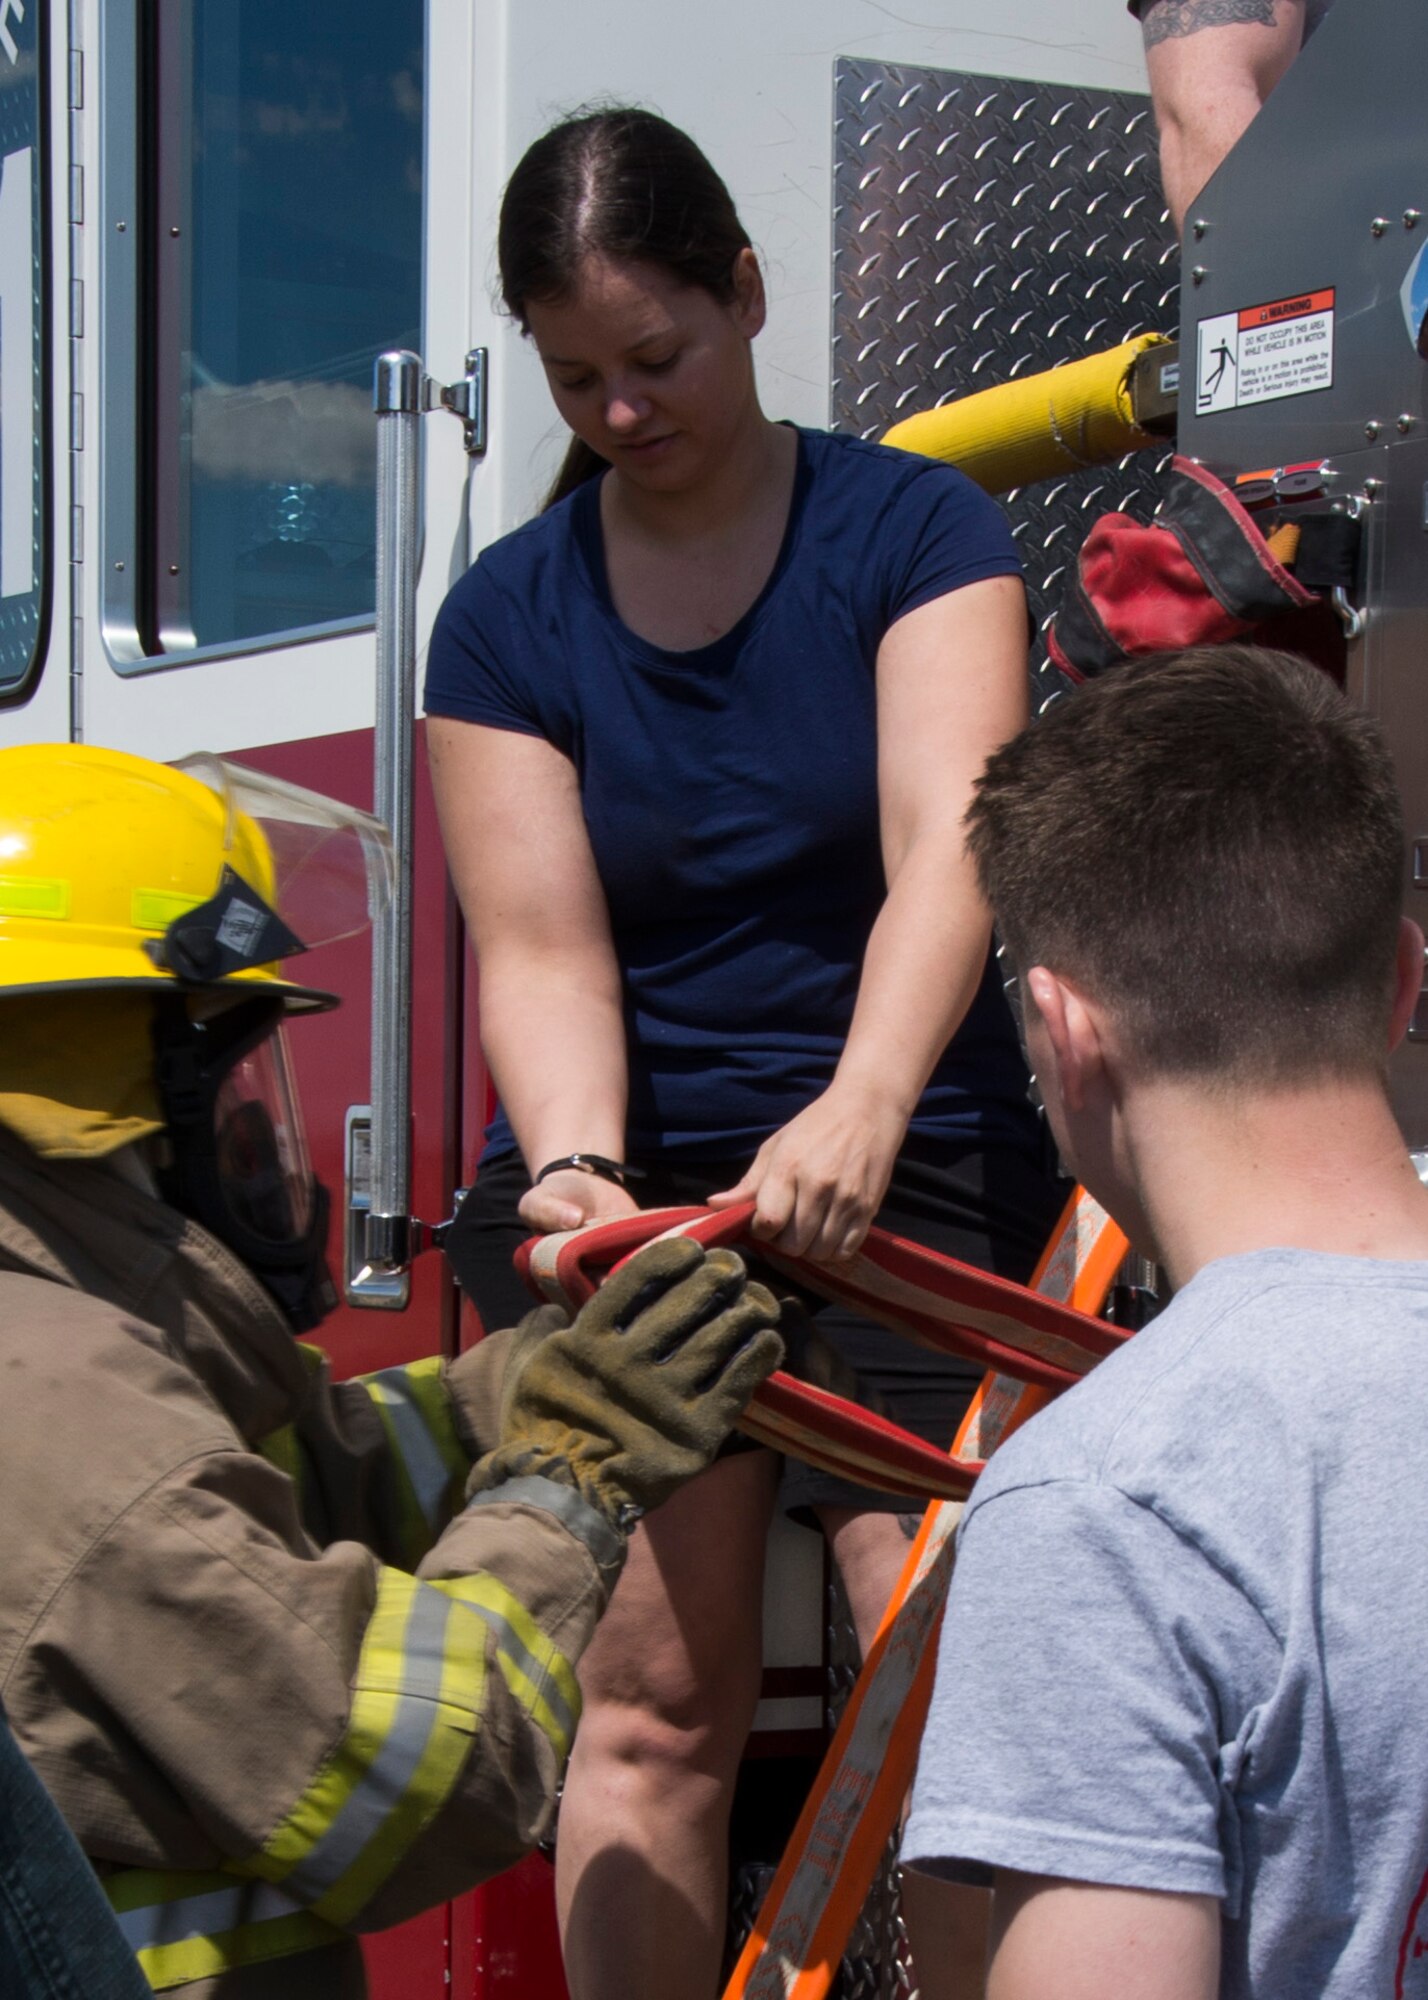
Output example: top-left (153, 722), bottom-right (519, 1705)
top-left (468, 1238), bottom-right (784, 1530)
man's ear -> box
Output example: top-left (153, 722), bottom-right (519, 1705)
top-left (1024, 966), bottom-right (1107, 1114)
top-left (1388, 915), bottom-right (1425, 1052)
top-left (731, 246), bottom-right (768, 337)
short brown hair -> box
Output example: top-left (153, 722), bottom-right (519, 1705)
top-left (966, 646), bottom-right (1406, 1082)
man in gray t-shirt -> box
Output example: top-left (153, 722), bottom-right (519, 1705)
top-left (1130, 0), bottom-right (1337, 232)
top-left (901, 644), bottom-right (1428, 2000)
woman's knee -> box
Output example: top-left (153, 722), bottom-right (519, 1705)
top-left (573, 1682), bottom-right (754, 1789)
top-left (575, 1598), bottom-right (764, 1764)
top-left (570, 1455), bottom-right (778, 1768)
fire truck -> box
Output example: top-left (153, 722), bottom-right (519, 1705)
top-left (1, 0), bottom-right (1420, 1992)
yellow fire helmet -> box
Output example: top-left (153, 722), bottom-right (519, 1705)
top-left (0, 743), bottom-right (393, 1011)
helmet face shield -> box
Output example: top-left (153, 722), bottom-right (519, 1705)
top-left (173, 754), bottom-right (394, 955)
top-left (213, 1028), bottom-right (314, 1247)
top-left (154, 995), bottom-right (336, 1332)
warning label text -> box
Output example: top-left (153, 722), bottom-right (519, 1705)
top-left (1196, 288), bottom-right (1335, 415)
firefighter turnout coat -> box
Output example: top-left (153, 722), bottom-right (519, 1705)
top-left (0, 1127), bottom-right (616, 1997)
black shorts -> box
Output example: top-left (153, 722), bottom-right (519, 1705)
top-left (444, 1132), bottom-right (1066, 1519)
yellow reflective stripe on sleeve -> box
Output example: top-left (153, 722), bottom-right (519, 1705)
top-left (243, 1567), bottom-right (487, 1928)
top-left (360, 1357), bottom-right (469, 1564)
top-left (257, 1346), bottom-right (323, 1517)
top-left (106, 1867), bottom-right (342, 1992)
top-left (431, 1573), bottom-right (581, 1764)
top-left (256, 1421), bottom-right (302, 1484)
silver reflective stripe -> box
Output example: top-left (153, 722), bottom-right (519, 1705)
top-left (113, 1880), bottom-right (305, 1951)
top-left (466, 1472), bottom-right (626, 1574)
top-left (467, 1595), bottom-right (579, 1750)
top-left (284, 1584), bottom-right (450, 1903)
top-left (368, 1370), bottom-right (451, 1531)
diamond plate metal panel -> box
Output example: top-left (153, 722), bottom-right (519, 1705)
top-left (832, 61), bottom-right (1178, 707)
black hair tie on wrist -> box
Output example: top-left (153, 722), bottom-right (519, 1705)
top-left (533, 1154), bottom-right (647, 1192)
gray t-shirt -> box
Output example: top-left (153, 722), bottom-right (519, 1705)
top-left (903, 1248), bottom-right (1428, 2000)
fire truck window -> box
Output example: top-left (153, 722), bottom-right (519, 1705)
top-left (147, 1), bottom-right (423, 654)
top-left (0, 4), bottom-right (46, 698)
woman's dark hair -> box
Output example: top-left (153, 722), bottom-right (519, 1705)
top-left (498, 108), bottom-right (753, 509)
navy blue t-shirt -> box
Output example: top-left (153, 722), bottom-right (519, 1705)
top-left (425, 426), bottom-right (1038, 1161)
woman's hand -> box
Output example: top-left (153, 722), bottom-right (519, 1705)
top-left (518, 1170), bottom-right (643, 1237)
top-left (707, 1081), bottom-right (908, 1262)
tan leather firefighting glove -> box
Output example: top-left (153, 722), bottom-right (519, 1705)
top-left (468, 1237), bottom-right (784, 1531)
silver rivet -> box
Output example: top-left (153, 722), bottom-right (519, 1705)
top-left (1398, 414), bottom-right (1415, 433)
top-left (1364, 478), bottom-right (1385, 496)
top-left (1371, 217), bottom-right (1391, 236)
top-left (113, 560), bottom-right (124, 572)
top-left (168, 564), bottom-right (180, 576)
top-left (1191, 264), bottom-right (1206, 284)
top-left (1192, 218), bottom-right (1207, 239)
top-left (169, 225), bottom-right (180, 238)
top-left (115, 220), bottom-right (126, 233)
top-left (1365, 420), bottom-right (1383, 439)
top-left (1406, 209), bottom-right (1422, 229)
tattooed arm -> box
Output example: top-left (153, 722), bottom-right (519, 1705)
top-left (1137, 0), bottom-right (1309, 233)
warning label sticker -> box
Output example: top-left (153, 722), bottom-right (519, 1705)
top-left (1196, 288), bottom-right (1335, 414)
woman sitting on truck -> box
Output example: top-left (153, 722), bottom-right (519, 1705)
top-left (423, 106), bottom-right (1061, 2000)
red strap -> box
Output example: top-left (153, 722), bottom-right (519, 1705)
top-left (517, 1202), bottom-right (1128, 1501)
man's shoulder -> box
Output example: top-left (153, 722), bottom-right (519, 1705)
top-left (970, 1246), bottom-right (1428, 1518)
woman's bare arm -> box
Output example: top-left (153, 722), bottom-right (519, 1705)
top-left (710, 573), bottom-right (1028, 1259)
top-left (427, 717), bottom-right (640, 1232)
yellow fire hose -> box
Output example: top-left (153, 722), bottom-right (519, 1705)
top-left (880, 331), bottom-right (1171, 495)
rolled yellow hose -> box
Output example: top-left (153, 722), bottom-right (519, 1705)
top-left (880, 332), bottom-right (1170, 495)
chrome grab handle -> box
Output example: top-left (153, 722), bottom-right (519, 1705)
top-left (362, 351), bottom-right (424, 1288)
top-left (349, 350), bottom-right (486, 1303)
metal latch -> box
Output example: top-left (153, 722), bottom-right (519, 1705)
top-left (343, 1107), bottom-right (457, 1304)
top-left (344, 1108), bottom-right (409, 1307)
top-left (1326, 491), bottom-right (1373, 641)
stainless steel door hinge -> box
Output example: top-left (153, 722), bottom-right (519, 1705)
top-left (425, 348), bottom-right (488, 456)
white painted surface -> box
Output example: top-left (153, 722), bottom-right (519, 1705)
top-left (0, 0), bottom-right (1146, 755)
